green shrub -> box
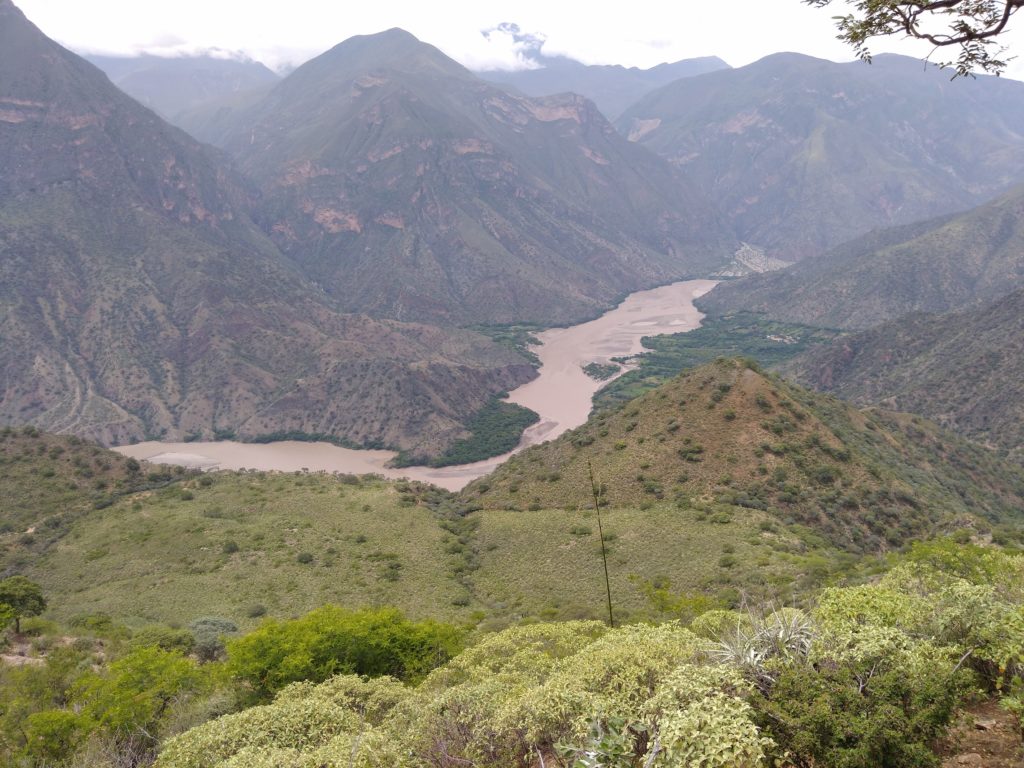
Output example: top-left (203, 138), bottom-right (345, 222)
top-left (226, 606), bottom-right (462, 700)
top-left (130, 625), bottom-right (196, 654)
top-left (22, 709), bottom-right (92, 764)
top-left (71, 646), bottom-right (207, 759)
top-left (191, 617), bottom-right (238, 662)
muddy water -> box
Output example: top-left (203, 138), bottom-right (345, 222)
top-left (114, 279), bottom-right (717, 491)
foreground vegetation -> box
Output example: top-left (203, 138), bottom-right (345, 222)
top-left (1, 541), bottom-right (1020, 768)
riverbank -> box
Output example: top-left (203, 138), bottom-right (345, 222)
top-left (114, 279), bottom-right (717, 491)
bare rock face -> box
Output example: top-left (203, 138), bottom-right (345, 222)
top-left (0, 2), bottom-right (533, 457)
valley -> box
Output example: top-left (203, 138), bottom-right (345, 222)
top-left (113, 279), bottom-right (716, 490)
top-left (4, 2), bottom-right (1024, 767)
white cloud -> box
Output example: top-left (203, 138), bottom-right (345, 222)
top-left (13, 0), bottom-right (1024, 80)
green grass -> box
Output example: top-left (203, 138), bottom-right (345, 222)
top-left (594, 313), bottom-right (841, 411)
top-left (472, 503), bottom-right (856, 624)
top-left (18, 464), bottom-right (860, 631)
top-left (0, 427), bottom-right (188, 572)
top-left (30, 473), bottom-right (473, 629)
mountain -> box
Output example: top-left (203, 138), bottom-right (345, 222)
top-left (617, 53), bottom-right (1024, 262)
top-left (697, 182), bottom-right (1024, 329)
top-left (478, 54), bottom-right (729, 121)
top-left (785, 289), bottom-right (1024, 460)
top-left (196, 29), bottom-right (734, 326)
top-left (466, 359), bottom-right (1024, 552)
top-left (84, 53), bottom-right (280, 121)
top-left (0, 1), bottom-right (532, 454)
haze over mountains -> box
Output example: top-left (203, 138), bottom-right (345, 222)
top-left (84, 52), bottom-right (280, 123)
top-left (86, 46), bottom-right (730, 131)
top-left (478, 52), bottom-right (729, 121)
top-left (620, 53), bottom-right (1024, 262)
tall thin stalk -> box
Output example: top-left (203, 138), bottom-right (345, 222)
top-left (587, 460), bottom-right (615, 628)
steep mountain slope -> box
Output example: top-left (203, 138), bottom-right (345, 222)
top-left (479, 54), bottom-right (729, 121)
top-left (205, 29), bottom-right (734, 325)
top-left (618, 53), bottom-right (1024, 262)
top-left (466, 359), bottom-right (1024, 552)
top-left (786, 289), bottom-right (1024, 459)
top-left (0, 1), bottom-right (532, 454)
top-left (697, 183), bottom-right (1024, 329)
top-left (84, 53), bottom-right (280, 122)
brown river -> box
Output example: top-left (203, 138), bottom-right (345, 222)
top-left (114, 279), bottom-right (717, 491)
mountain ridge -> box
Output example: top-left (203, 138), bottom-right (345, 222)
top-left (198, 28), bottom-right (735, 326)
top-left (617, 52), bottom-right (1024, 262)
top-left (478, 53), bottom-right (729, 120)
top-left (0, 1), bottom-right (534, 456)
top-left (466, 359), bottom-right (1024, 552)
top-left (785, 288), bottom-right (1024, 460)
top-left (697, 182), bottom-right (1024, 329)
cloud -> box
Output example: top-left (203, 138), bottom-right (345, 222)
top-left (477, 21), bottom-right (547, 71)
top-left (17, 0), bottom-right (1024, 82)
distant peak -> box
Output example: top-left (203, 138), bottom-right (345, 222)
top-left (1, 0), bottom-right (33, 27)
top-left (291, 27), bottom-right (471, 83)
top-left (751, 51), bottom-right (831, 67)
top-left (371, 27), bottom-right (420, 42)
top-left (322, 27), bottom-right (424, 56)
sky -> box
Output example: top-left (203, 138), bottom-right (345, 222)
top-left (14, 0), bottom-right (1024, 80)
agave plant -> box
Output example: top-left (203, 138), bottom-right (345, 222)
top-left (709, 606), bottom-right (816, 692)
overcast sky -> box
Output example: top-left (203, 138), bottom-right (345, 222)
top-left (14, 0), bottom-right (1024, 80)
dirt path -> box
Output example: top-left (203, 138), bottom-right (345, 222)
top-left (939, 701), bottom-right (1023, 767)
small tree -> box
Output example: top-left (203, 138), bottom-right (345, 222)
top-left (0, 576), bottom-right (46, 634)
